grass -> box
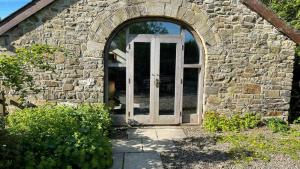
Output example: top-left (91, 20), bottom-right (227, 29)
top-left (217, 125), bottom-right (300, 163)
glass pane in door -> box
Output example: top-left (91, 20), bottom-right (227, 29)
top-left (159, 43), bottom-right (176, 115)
top-left (134, 42), bottom-right (151, 115)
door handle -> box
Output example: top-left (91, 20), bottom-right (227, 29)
top-left (155, 78), bottom-right (160, 88)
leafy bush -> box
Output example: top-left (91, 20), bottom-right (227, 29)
top-left (203, 112), bottom-right (261, 132)
top-left (266, 118), bottom-right (290, 133)
top-left (203, 112), bottom-right (220, 132)
top-left (1, 104), bottom-right (112, 169)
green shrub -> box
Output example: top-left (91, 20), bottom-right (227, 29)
top-left (1, 104), bottom-right (112, 169)
top-left (203, 112), bottom-right (261, 132)
top-left (203, 112), bottom-right (220, 132)
top-left (266, 118), bottom-right (290, 133)
top-left (0, 130), bottom-right (23, 168)
top-left (243, 112), bottom-right (262, 129)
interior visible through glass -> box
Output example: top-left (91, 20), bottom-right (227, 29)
top-left (108, 67), bottom-right (126, 114)
top-left (134, 42), bottom-right (151, 115)
top-left (159, 43), bottom-right (176, 115)
top-left (183, 69), bottom-right (199, 115)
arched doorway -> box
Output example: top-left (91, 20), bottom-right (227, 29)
top-left (105, 18), bottom-right (203, 125)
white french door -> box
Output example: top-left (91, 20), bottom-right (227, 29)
top-left (126, 34), bottom-right (183, 125)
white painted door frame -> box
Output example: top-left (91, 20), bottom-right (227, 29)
top-left (126, 34), bottom-right (184, 125)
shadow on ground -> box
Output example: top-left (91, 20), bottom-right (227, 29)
top-left (160, 136), bottom-right (252, 169)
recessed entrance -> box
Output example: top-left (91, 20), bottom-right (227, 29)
top-left (128, 34), bottom-right (183, 124)
top-left (106, 20), bottom-right (203, 125)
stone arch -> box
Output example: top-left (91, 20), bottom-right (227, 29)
top-left (86, 0), bottom-right (220, 55)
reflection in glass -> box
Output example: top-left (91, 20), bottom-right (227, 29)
top-left (108, 49), bottom-right (126, 65)
top-left (183, 69), bottom-right (199, 115)
top-left (129, 21), bottom-right (180, 34)
top-left (159, 43), bottom-right (176, 115)
top-left (108, 67), bottom-right (126, 114)
top-left (184, 30), bottom-right (200, 64)
top-left (134, 42), bottom-right (151, 115)
top-left (110, 21), bottom-right (181, 52)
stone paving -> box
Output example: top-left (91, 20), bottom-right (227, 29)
top-left (111, 127), bottom-right (186, 169)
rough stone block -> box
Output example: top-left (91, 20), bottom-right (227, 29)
top-left (243, 84), bottom-right (261, 94)
top-left (54, 52), bottom-right (65, 64)
top-left (62, 84), bottom-right (74, 91)
top-left (207, 95), bottom-right (221, 106)
top-left (206, 87), bottom-right (219, 95)
top-left (45, 81), bottom-right (59, 87)
top-left (265, 90), bottom-right (280, 98)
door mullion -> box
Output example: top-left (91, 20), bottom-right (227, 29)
top-left (174, 39), bottom-right (182, 124)
top-left (127, 41), bottom-right (134, 123)
top-left (152, 36), bottom-right (160, 124)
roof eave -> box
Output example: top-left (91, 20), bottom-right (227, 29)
top-left (0, 0), bottom-right (55, 36)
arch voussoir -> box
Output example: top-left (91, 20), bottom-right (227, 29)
top-left (88, 1), bottom-right (218, 52)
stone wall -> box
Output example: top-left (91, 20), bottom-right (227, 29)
top-left (0, 0), bottom-right (296, 118)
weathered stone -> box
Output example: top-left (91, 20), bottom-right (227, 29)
top-left (243, 84), bottom-right (261, 94)
top-left (78, 78), bottom-right (95, 86)
top-left (265, 90), bottom-right (280, 98)
top-left (206, 87), bottom-right (219, 95)
top-left (54, 52), bottom-right (65, 64)
top-left (267, 111), bottom-right (283, 117)
top-left (45, 81), bottom-right (59, 87)
top-left (62, 84), bottom-right (74, 91)
top-left (207, 95), bottom-right (221, 106)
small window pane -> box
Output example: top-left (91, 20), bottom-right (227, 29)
top-left (184, 30), bottom-right (200, 64)
top-left (183, 69), bottom-right (199, 115)
top-left (108, 67), bottom-right (126, 115)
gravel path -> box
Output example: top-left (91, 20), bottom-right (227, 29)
top-left (160, 126), bottom-right (300, 169)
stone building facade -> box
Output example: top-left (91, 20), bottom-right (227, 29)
top-left (0, 0), bottom-right (298, 123)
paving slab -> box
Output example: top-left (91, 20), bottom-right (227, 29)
top-left (142, 139), bottom-right (176, 152)
top-left (111, 153), bottom-right (124, 169)
top-left (143, 126), bottom-right (183, 129)
top-left (124, 152), bottom-right (163, 169)
top-left (112, 139), bottom-right (142, 153)
top-left (128, 128), bottom-right (158, 140)
top-left (156, 128), bottom-right (186, 140)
